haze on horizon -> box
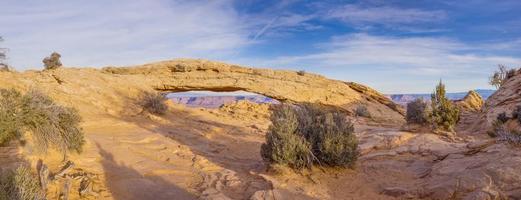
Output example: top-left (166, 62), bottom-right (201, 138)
top-left (1, 0), bottom-right (520, 93)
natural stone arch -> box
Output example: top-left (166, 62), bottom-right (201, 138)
top-left (102, 59), bottom-right (404, 123)
top-left (0, 59), bottom-right (403, 123)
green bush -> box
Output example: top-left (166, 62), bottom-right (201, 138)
top-left (355, 105), bottom-right (371, 118)
top-left (139, 91), bottom-right (168, 115)
top-left (261, 103), bottom-right (359, 169)
top-left (0, 166), bottom-right (45, 200)
top-left (0, 89), bottom-right (85, 155)
top-left (42, 52), bottom-right (62, 70)
top-left (261, 104), bottom-right (312, 169)
top-left (430, 81), bottom-right (460, 132)
top-left (406, 98), bottom-right (429, 124)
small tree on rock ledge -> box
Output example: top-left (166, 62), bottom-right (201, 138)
top-left (43, 52), bottom-right (62, 70)
top-left (430, 80), bottom-right (460, 132)
top-left (489, 64), bottom-right (517, 89)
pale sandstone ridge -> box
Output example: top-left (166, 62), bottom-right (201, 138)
top-left (455, 90), bottom-right (484, 112)
top-left (102, 59), bottom-right (404, 122)
top-left (456, 90), bottom-right (485, 134)
top-left (0, 59), bottom-right (403, 123)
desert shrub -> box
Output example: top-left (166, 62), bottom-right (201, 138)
top-left (430, 81), bottom-right (460, 132)
top-left (261, 103), bottom-right (359, 169)
top-left (489, 64), bottom-right (517, 88)
top-left (0, 89), bottom-right (85, 155)
top-left (497, 129), bottom-right (521, 145)
top-left (261, 104), bottom-right (312, 169)
top-left (355, 105), bottom-right (371, 118)
top-left (0, 89), bottom-right (23, 146)
top-left (21, 90), bottom-right (85, 155)
top-left (0, 166), bottom-right (45, 200)
top-left (406, 98), bottom-right (429, 124)
top-left (297, 70), bottom-right (306, 76)
top-left (42, 52), bottom-right (62, 70)
top-left (296, 104), bottom-right (358, 167)
top-left (497, 112), bottom-right (509, 123)
top-left (490, 120), bottom-right (521, 145)
top-left (139, 91), bottom-right (168, 115)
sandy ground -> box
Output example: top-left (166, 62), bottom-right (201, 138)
top-left (61, 103), bottom-right (438, 200)
top-left (55, 102), bottom-right (408, 200)
top-left (70, 103), bottom-right (274, 199)
top-left (2, 101), bottom-right (518, 200)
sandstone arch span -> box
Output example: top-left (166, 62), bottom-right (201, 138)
top-left (103, 59), bottom-right (404, 123)
top-left (0, 59), bottom-right (403, 123)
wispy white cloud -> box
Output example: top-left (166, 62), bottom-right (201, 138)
top-left (0, 0), bottom-right (252, 69)
top-left (251, 34), bottom-right (521, 93)
top-left (326, 4), bottom-right (447, 25)
top-left (321, 4), bottom-right (448, 33)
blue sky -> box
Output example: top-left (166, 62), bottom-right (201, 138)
top-left (1, 0), bottom-right (520, 93)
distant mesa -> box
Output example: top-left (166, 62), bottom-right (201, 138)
top-left (386, 89), bottom-right (495, 105)
top-left (168, 93), bottom-right (279, 109)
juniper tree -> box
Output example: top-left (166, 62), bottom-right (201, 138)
top-left (430, 80), bottom-right (460, 132)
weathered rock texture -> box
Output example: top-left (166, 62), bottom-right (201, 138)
top-left (0, 59), bottom-right (403, 123)
top-left (108, 60), bottom-right (405, 122)
top-left (476, 71), bottom-right (521, 131)
top-left (455, 90), bottom-right (484, 112)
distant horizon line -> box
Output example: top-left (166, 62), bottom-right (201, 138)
top-left (166, 89), bottom-right (497, 97)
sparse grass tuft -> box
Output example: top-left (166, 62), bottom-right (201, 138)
top-left (490, 120), bottom-right (521, 145)
top-left (0, 166), bottom-right (45, 200)
top-left (0, 89), bottom-right (23, 146)
top-left (21, 90), bottom-right (85, 155)
top-left (0, 89), bottom-right (85, 155)
top-left (139, 91), bottom-right (168, 115)
top-left (355, 105), bottom-right (371, 118)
